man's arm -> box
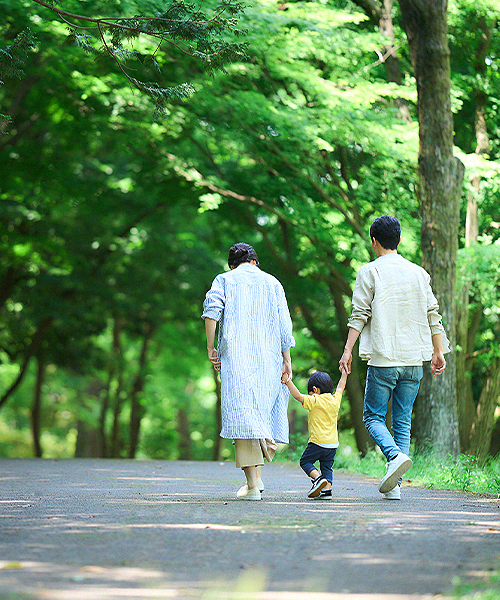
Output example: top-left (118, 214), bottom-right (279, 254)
top-left (431, 333), bottom-right (446, 376)
top-left (339, 327), bottom-right (361, 375)
top-left (205, 318), bottom-right (221, 371)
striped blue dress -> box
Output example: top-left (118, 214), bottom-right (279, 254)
top-left (202, 263), bottom-right (295, 444)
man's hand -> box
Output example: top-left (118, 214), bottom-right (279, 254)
top-left (339, 349), bottom-right (352, 375)
top-left (208, 348), bottom-right (221, 371)
top-left (431, 350), bottom-right (446, 377)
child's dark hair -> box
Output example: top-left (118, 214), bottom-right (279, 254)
top-left (307, 371), bottom-right (334, 394)
top-left (369, 215), bottom-right (401, 250)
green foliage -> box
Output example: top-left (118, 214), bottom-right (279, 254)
top-left (0, 28), bottom-right (36, 83)
top-left (404, 451), bottom-right (500, 495)
top-left (458, 243), bottom-right (500, 309)
top-left (0, 27), bottom-right (37, 124)
top-left (1, 0), bottom-right (499, 461)
top-left (452, 566), bottom-right (500, 600)
top-left (27, 0), bottom-right (249, 118)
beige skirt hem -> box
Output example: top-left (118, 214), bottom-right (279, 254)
top-left (234, 438), bottom-right (277, 469)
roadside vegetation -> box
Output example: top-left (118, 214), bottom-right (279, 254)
top-left (452, 568), bottom-right (500, 600)
top-left (279, 430), bottom-right (500, 496)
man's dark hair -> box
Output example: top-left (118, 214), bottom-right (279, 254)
top-left (228, 243), bottom-right (260, 268)
top-left (370, 215), bottom-right (401, 250)
top-left (307, 371), bottom-right (334, 394)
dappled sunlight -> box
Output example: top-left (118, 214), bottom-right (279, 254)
top-left (313, 553), bottom-right (395, 566)
top-left (0, 562), bottom-right (440, 600)
top-left (65, 522), bottom-right (244, 532)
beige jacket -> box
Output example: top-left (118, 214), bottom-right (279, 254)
top-left (348, 254), bottom-right (450, 366)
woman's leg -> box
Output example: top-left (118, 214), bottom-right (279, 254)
top-left (235, 439), bottom-right (264, 489)
top-left (242, 465), bottom-right (258, 489)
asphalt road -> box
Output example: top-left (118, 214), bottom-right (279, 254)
top-left (0, 458), bottom-right (499, 600)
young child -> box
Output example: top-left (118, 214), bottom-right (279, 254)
top-left (283, 369), bottom-right (348, 499)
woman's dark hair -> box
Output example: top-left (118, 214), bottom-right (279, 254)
top-left (369, 215), bottom-right (401, 250)
top-left (228, 243), bottom-right (259, 268)
top-left (307, 371), bottom-right (334, 394)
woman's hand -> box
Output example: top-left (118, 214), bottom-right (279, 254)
top-left (281, 361), bottom-right (292, 384)
top-left (208, 348), bottom-right (221, 371)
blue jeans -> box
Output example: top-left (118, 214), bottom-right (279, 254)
top-left (300, 442), bottom-right (337, 484)
top-left (363, 365), bottom-right (423, 462)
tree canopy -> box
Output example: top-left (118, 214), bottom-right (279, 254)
top-left (1, 0), bottom-right (499, 460)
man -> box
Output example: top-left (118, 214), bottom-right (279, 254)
top-left (339, 216), bottom-right (449, 500)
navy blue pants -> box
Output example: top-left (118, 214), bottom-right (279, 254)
top-left (299, 442), bottom-right (337, 484)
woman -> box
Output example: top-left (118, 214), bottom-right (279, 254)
top-left (202, 243), bottom-right (295, 500)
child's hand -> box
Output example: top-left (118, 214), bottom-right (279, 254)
top-left (281, 372), bottom-right (291, 384)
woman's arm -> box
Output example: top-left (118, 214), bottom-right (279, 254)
top-left (282, 348), bottom-right (292, 384)
top-left (205, 318), bottom-right (221, 371)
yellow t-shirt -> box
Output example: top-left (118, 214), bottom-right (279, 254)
top-left (302, 392), bottom-right (342, 446)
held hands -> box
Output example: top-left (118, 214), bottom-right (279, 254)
top-left (338, 349), bottom-right (352, 375)
top-left (207, 348), bottom-right (221, 371)
top-left (281, 361), bottom-right (292, 384)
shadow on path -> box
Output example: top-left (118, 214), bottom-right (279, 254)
top-left (0, 459), bottom-right (498, 600)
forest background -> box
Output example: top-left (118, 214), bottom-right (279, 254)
top-left (1, 0), bottom-right (499, 468)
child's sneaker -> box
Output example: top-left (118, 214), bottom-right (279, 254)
top-left (317, 489), bottom-right (332, 500)
top-left (307, 476), bottom-right (328, 498)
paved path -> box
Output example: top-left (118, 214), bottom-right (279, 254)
top-left (0, 458), bottom-right (499, 600)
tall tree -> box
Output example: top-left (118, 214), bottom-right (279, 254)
top-left (398, 0), bottom-right (464, 456)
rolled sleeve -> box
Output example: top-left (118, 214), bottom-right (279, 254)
top-left (276, 284), bottom-right (295, 352)
top-left (426, 284), bottom-right (451, 353)
top-left (201, 275), bottom-right (225, 322)
top-left (347, 265), bottom-right (374, 333)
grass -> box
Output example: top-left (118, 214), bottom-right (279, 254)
top-left (451, 568), bottom-right (500, 600)
top-left (277, 429), bottom-right (500, 496)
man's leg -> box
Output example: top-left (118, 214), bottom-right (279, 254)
top-left (363, 366), bottom-right (400, 461)
top-left (391, 365), bottom-right (423, 458)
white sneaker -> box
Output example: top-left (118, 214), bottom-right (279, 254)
top-left (236, 485), bottom-right (261, 501)
top-left (237, 477), bottom-right (264, 495)
top-left (379, 453), bottom-right (412, 494)
top-left (383, 485), bottom-right (401, 500)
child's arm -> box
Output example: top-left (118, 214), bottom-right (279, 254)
top-left (284, 378), bottom-right (306, 405)
top-left (335, 370), bottom-right (348, 395)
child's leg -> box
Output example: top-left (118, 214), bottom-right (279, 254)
top-left (300, 443), bottom-right (323, 480)
top-left (318, 448), bottom-right (337, 490)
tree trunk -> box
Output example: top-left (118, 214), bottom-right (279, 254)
top-left (380, 0), bottom-right (412, 122)
top-left (468, 356), bottom-right (500, 463)
top-left (466, 16), bottom-right (493, 247)
top-left (31, 355), bottom-right (44, 458)
top-left (0, 317), bottom-right (52, 409)
top-left (110, 319), bottom-right (126, 458)
top-left (399, 0), bottom-right (463, 457)
top-left (455, 284), bottom-right (475, 452)
top-left (177, 408), bottom-right (191, 460)
top-left (129, 329), bottom-right (153, 458)
top-left (99, 370), bottom-right (113, 457)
